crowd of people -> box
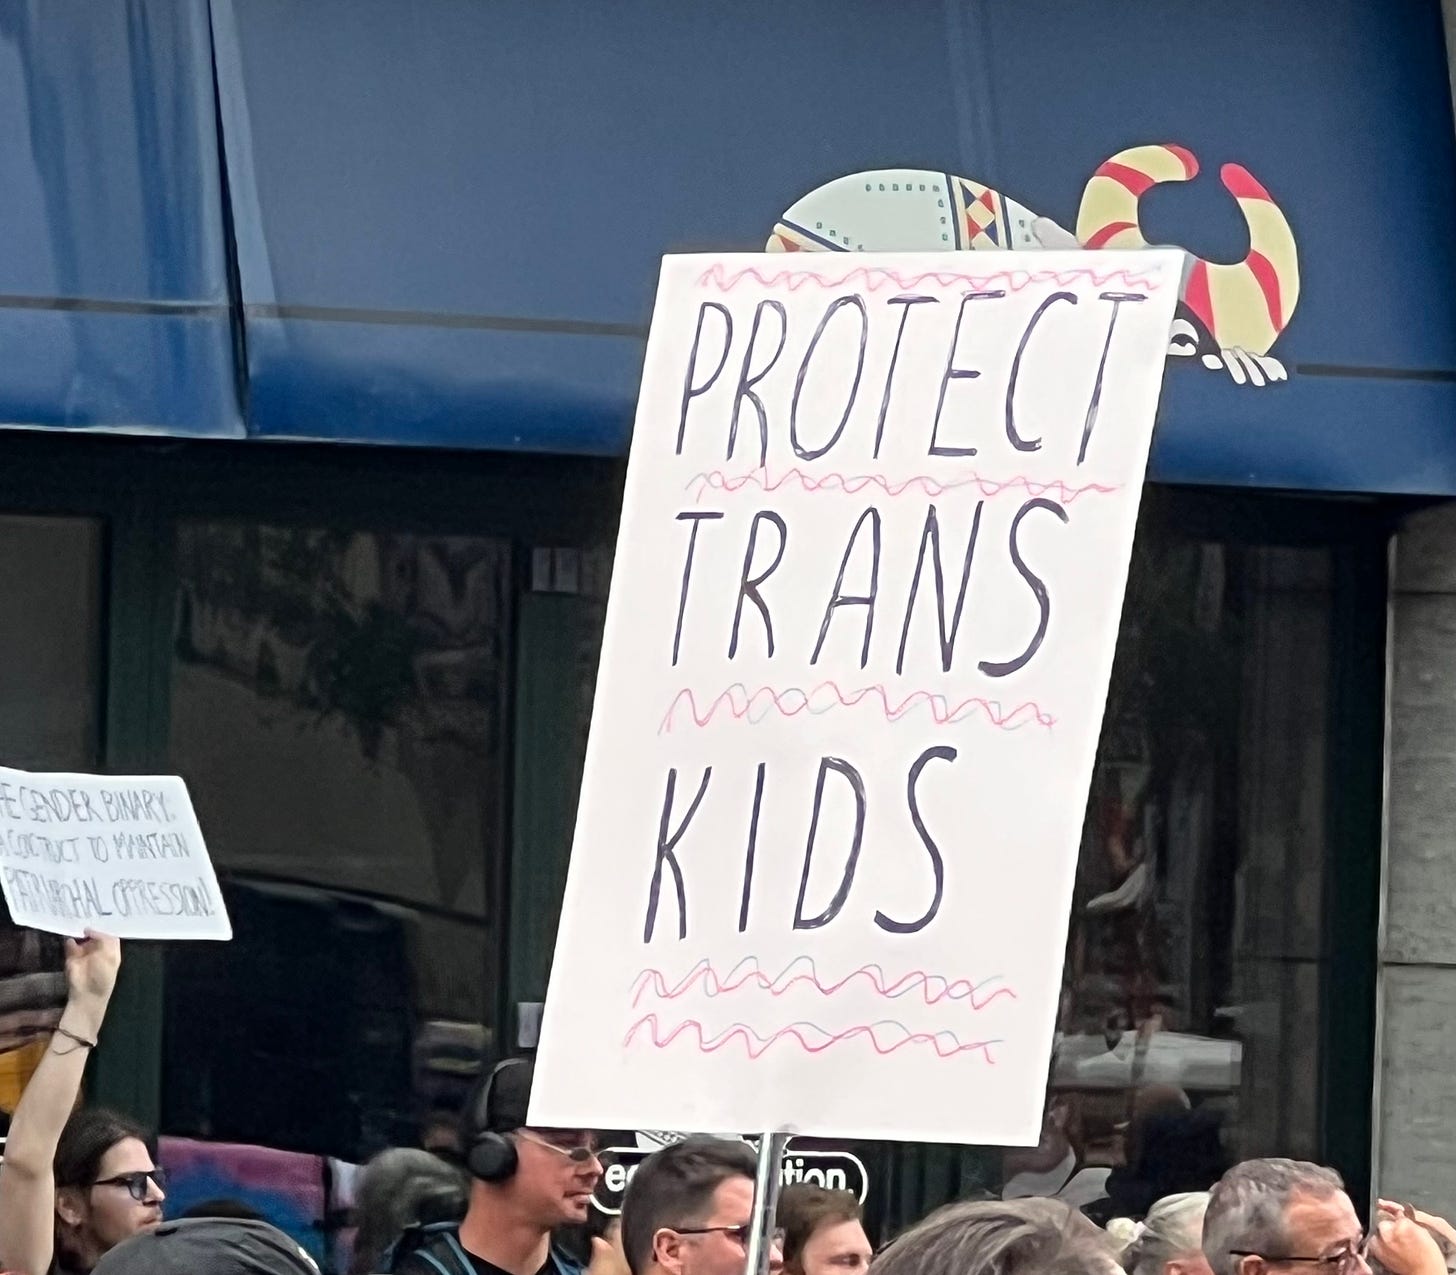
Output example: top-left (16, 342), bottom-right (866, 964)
top-left (0, 936), bottom-right (1449, 1275)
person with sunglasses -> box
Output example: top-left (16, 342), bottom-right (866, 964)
top-left (619, 1136), bottom-right (784, 1275)
top-left (0, 932), bottom-right (165, 1275)
top-left (391, 1057), bottom-right (599, 1275)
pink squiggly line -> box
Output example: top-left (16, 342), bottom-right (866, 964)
top-left (624, 1014), bottom-right (1000, 1061)
top-left (658, 683), bottom-right (1055, 733)
top-left (631, 957), bottom-right (1017, 1011)
top-left (687, 468), bottom-right (1118, 504)
top-left (696, 263), bottom-right (1166, 295)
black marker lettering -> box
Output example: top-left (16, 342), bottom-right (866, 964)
top-left (1079, 291), bottom-right (1147, 465)
top-left (1006, 290), bottom-right (1077, 453)
top-left (675, 302), bottom-right (734, 455)
top-left (896, 501), bottom-right (986, 674)
top-left (729, 511), bottom-right (788, 659)
top-left (728, 299), bottom-right (788, 466)
top-left (672, 510), bottom-right (724, 665)
top-left (793, 757), bottom-right (867, 931)
top-left (811, 507), bottom-right (881, 668)
top-left (929, 290), bottom-right (1005, 457)
top-left (875, 745), bottom-right (955, 934)
top-left (979, 497), bottom-right (1069, 677)
top-left (738, 762), bottom-right (767, 933)
top-left (643, 766), bottom-right (712, 943)
top-left (875, 295), bottom-right (937, 458)
top-left (791, 295), bottom-right (868, 461)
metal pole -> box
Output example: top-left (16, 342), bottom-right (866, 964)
top-left (744, 1131), bottom-right (789, 1275)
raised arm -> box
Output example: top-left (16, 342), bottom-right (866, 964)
top-left (0, 933), bottom-right (120, 1275)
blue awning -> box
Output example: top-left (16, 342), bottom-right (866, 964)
top-left (0, 1), bottom-right (1453, 493)
top-left (205, 0), bottom-right (1456, 493)
top-left (0, 0), bottom-right (240, 437)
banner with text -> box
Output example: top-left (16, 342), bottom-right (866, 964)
top-left (0, 768), bottom-right (231, 941)
top-left (531, 251), bottom-right (1180, 1143)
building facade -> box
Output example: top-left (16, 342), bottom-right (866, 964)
top-left (0, 0), bottom-right (1452, 1262)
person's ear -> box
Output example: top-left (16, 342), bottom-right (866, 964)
top-left (654, 1229), bottom-right (686, 1275)
top-left (1235, 1255), bottom-right (1267, 1275)
top-left (55, 1186), bottom-right (87, 1228)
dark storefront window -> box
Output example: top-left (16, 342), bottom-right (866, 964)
top-left (1040, 522), bottom-right (1334, 1212)
top-left (0, 515), bottom-right (103, 771)
top-left (0, 515), bottom-right (102, 1118)
top-left (161, 521), bottom-right (512, 1160)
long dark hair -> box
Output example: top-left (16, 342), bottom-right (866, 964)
top-left (55, 1107), bottom-right (151, 1191)
top-left (54, 1107), bottom-right (154, 1270)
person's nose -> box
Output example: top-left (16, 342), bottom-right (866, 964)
top-left (147, 1175), bottom-right (166, 1205)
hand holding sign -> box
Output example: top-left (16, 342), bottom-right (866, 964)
top-left (64, 930), bottom-right (121, 1003)
top-left (58, 930), bottom-right (120, 1044)
top-left (0, 768), bottom-right (231, 942)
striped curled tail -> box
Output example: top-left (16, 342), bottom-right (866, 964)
top-left (1076, 144), bottom-right (1299, 357)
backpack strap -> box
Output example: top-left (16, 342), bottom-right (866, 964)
top-left (443, 1234), bottom-right (478, 1275)
top-left (380, 1221), bottom-right (470, 1274)
top-left (412, 1249), bottom-right (459, 1275)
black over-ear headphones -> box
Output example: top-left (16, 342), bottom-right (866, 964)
top-left (465, 1057), bottom-right (527, 1182)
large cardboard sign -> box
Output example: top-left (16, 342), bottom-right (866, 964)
top-left (0, 768), bottom-right (231, 941)
top-left (532, 251), bottom-right (1179, 1143)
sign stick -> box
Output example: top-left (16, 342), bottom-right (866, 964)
top-left (745, 1131), bottom-right (789, 1275)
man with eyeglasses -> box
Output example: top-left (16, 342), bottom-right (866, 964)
top-left (619, 1137), bottom-right (784, 1275)
top-left (392, 1057), bottom-right (601, 1275)
top-left (1203, 1159), bottom-right (1369, 1275)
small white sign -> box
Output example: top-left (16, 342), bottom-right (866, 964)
top-left (532, 251), bottom-right (1179, 1145)
top-left (0, 768), bottom-right (231, 941)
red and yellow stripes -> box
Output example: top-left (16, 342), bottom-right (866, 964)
top-left (1075, 145), bottom-right (1299, 356)
top-left (1077, 144), bottom-right (1198, 249)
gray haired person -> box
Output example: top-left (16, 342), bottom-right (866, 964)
top-left (871, 1198), bottom-right (1120, 1275)
top-left (1201, 1160), bottom-right (1363, 1275)
top-left (350, 1147), bottom-right (469, 1274)
top-left (1107, 1193), bottom-right (1211, 1275)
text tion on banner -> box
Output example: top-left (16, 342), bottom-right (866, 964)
top-left (0, 767), bottom-right (231, 941)
top-left (531, 251), bottom-right (1181, 1144)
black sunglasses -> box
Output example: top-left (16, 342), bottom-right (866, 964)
top-left (93, 1169), bottom-right (166, 1202)
top-left (676, 1226), bottom-right (786, 1248)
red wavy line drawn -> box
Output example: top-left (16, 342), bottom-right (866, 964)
top-left (624, 1014), bottom-right (1000, 1061)
top-left (695, 263), bottom-right (1167, 295)
top-left (687, 468), bottom-right (1118, 504)
top-left (658, 683), bottom-right (1055, 734)
top-left (631, 957), bottom-right (1017, 1011)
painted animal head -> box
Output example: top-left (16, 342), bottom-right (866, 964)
top-left (768, 145), bottom-right (1299, 387)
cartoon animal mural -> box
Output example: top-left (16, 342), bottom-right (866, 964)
top-left (767, 144), bottom-right (1299, 388)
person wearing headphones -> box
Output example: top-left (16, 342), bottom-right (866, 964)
top-left (392, 1057), bottom-right (601, 1275)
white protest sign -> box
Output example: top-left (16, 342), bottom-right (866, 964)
top-left (531, 251), bottom-right (1180, 1144)
top-left (0, 768), bottom-right (231, 941)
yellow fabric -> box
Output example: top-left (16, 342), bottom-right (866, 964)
top-left (0, 1039), bottom-right (48, 1114)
